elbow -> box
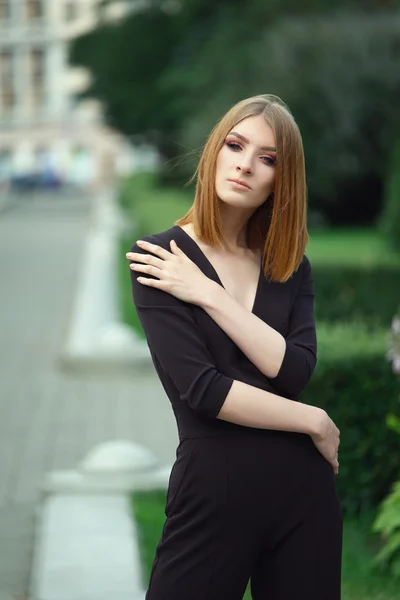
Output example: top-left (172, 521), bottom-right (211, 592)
top-left (270, 344), bottom-right (317, 397)
top-left (292, 356), bottom-right (317, 396)
top-left (181, 370), bottom-right (234, 419)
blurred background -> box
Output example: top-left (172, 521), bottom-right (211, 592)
top-left (1, 1), bottom-right (400, 599)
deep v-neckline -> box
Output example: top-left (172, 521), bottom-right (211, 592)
top-left (173, 225), bottom-right (263, 314)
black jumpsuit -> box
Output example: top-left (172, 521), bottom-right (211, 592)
top-left (129, 225), bottom-right (343, 600)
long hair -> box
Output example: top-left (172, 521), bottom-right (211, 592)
top-left (175, 94), bottom-right (309, 283)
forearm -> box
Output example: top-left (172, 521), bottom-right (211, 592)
top-left (216, 379), bottom-right (323, 437)
top-left (201, 282), bottom-right (286, 379)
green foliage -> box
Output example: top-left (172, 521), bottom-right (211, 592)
top-left (307, 229), bottom-right (400, 267)
top-left (130, 489), bottom-right (167, 586)
top-left (387, 413), bottom-right (400, 436)
top-left (312, 265), bottom-right (400, 326)
top-left (69, 7), bottom-right (187, 141)
top-left (371, 480), bottom-right (400, 579)
top-left (175, 9), bottom-right (400, 223)
top-left (379, 139), bottom-right (400, 253)
top-left (117, 170), bottom-right (192, 236)
top-left (303, 321), bottom-right (400, 515)
top-left (369, 306), bottom-right (400, 582)
top-left (70, 4), bottom-right (400, 224)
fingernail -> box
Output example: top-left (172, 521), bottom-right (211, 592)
top-left (137, 240), bottom-right (144, 246)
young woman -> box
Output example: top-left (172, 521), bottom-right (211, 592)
top-left (126, 94), bottom-right (342, 600)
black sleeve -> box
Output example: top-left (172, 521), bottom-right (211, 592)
top-left (128, 237), bottom-right (235, 419)
top-left (269, 255), bottom-right (317, 397)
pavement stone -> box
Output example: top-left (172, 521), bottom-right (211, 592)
top-left (0, 195), bottom-right (178, 598)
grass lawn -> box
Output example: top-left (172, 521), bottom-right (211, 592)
top-left (307, 228), bottom-right (400, 268)
top-left (131, 490), bottom-right (400, 600)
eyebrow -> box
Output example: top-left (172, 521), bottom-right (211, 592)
top-left (228, 131), bottom-right (277, 153)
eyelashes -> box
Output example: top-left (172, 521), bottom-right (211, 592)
top-left (225, 141), bottom-right (276, 166)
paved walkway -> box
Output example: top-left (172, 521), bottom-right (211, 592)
top-left (0, 195), bottom-right (177, 599)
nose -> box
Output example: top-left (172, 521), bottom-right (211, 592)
top-left (236, 155), bottom-right (253, 174)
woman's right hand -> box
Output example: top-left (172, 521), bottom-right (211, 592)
top-left (311, 410), bottom-right (340, 475)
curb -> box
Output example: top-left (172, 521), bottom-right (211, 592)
top-left (30, 441), bottom-right (170, 600)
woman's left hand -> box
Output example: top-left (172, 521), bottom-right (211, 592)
top-left (126, 239), bottom-right (215, 306)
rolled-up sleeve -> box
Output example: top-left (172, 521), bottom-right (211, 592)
top-left (269, 255), bottom-right (317, 397)
top-left (129, 239), bottom-right (234, 419)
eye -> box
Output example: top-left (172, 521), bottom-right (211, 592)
top-left (226, 141), bottom-right (241, 151)
top-left (262, 156), bottom-right (276, 166)
top-left (225, 140), bottom-right (276, 166)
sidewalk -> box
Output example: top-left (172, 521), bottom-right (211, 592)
top-left (0, 195), bottom-right (177, 599)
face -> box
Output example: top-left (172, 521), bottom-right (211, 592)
top-left (215, 114), bottom-right (276, 212)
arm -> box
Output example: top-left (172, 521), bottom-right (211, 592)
top-left (130, 240), bottom-right (322, 433)
top-left (219, 379), bottom-right (322, 436)
top-left (201, 255), bottom-right (317, 397)
top-left (201, 285), bottom-right (286, 379)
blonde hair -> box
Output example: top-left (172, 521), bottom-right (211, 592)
top-left (175, 94), bottom-right (309, 282)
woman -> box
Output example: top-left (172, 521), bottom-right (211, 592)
top-left (126, 94), bottom-right (342, 600)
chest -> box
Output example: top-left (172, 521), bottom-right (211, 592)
top-left (200, 247), bottom-right (261, 313)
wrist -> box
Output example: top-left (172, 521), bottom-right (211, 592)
top-left (301, 405), bottom-right (326, 438)
top-left (198, 280), bottom-right (226, 310)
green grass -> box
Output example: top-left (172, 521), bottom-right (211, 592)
top-left (131, 490), bottom-right (400, 600)
top-left (307, 228), bottom-right (400, 267)
top-left (120, 170), bottom-right (192, 235)
top-left (316, 321), bottom-right (388, 362)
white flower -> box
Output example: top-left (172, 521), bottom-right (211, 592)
top-left (393, 356), bottom-right (400, 376)
top-left (392, 316), bottom-right (400, 336)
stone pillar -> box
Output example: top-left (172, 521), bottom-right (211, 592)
top-left (30, 440), bottom-right (171, 600)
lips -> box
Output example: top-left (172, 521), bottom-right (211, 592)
top-left (228, 178), bottom-right (251, 190)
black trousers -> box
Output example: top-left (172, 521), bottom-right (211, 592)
top-left (145, 431), bottom-right (343, 600)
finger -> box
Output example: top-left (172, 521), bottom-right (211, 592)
top-left (135, 240), bottom-right (172, 260)
top-left (170, 239), bottom-right (187, 257)
top-left (131, 263), bottom-right (163, 278)
top-left (137, 276), bottom-right (169, 292)
top-left (128, 253), bottom-right (164, 269)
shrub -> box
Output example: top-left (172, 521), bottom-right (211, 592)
top-left (312, 265), bottom-right (400, 327)
top-left (371, 310), bottom-right (400, 580)
top-left (303, 321), bottom-right (400, 515)
top-left (379, 139), bottom-right (400, 254)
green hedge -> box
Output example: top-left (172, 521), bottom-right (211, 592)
top-left (304, 322), bottom-right (400, 515)
top-left (313, 266), bottom-right (400, 326)
top-left (379, 138), bottom-right (400, 253)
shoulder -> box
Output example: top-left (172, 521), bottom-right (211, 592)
top-left (288, 253), bottom-right (312, 282)
top-left (129, 226), bottom-right (176, 254)
top-left (301, 254), bottom-right (312, 273)
top-left (298, 254), bottom-right (314, 291)
top-left (286, 254), bottom-right (313, 293)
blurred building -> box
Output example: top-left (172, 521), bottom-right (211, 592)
top-left (0, 0), bottom-right (155, 193)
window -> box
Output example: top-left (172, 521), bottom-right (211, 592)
top-left (26, 0), bottom-right (44, 21)
top-left (0, 50), bottom-right (15, 111)
top-left (0, 1), bottom-right (11, 21)
top-left (0, 150), bottom-right (12, 182)
top-left (0, 49), bottom-right (13, 83)
top-left (65, 1), bottom-right (78, 22)
top-left (30, 48), bottom-right (45, 109)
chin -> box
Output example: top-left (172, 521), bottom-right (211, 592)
top-left (217, 193), bottom-right (249, 206)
